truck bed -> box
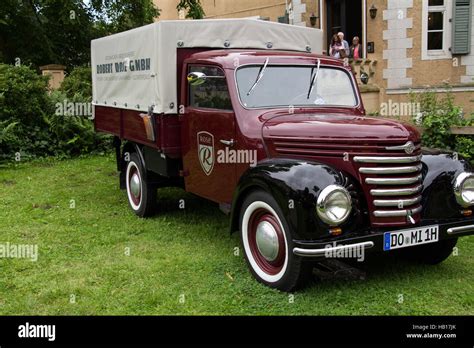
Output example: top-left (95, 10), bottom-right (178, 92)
top-left (94, 106), bottom-right (182, 158)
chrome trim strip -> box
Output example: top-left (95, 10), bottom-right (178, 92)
top-left (371, 185), bottom-right (423, 196)
top-left (293, 241), bottom-right (375, 257)
top-left (373, 206), bottom-right (422, 217)
top-left (373, 196), bottom-right (422, 207)
top-left (385, 141), bottom-right (419, 154)
top-left (354, 155), bottom-right (422, 164)
top-left (366, 174), bottom-right (423, 185)
top-left (359, 164), bottom-right (422, 175)
top-left (447, 224), bottom-right (474, 235)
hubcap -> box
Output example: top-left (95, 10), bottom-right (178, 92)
top-left (255, 221), bottom-right (279, 262)
top-left (130, 172), bottom-right (141, 198)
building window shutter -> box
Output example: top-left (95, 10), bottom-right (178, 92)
top-left (452, 0), bottom-right (472, 55)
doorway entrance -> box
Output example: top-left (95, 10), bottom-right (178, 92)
top-left (326, 0), bottom-right (363, 57)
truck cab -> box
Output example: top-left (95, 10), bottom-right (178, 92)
top-left (92, 20), bottom-right (474, 291)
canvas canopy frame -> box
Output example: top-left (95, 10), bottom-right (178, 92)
top-left (91, 19), bottom-right (323, 114)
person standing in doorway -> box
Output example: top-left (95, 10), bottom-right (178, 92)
top-left (329, 34), bottom-right (344, 59)
top-left (338, 32), bottom-right (350, 57)
top-left (350, 36), bottom-right (362, 59)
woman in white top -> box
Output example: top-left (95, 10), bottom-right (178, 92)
top-left (329, 34), bottom-right (344, 59)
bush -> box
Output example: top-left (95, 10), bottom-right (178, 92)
top-left (410, 89), bottom-right (474, 162)
top-left (59, 66), bottom-right (92, 99)
top-left (410, 89), bottom-right (461, 150)
top-left (48, 89), bottom-right (111, 156)
top-left (0, 64), bottom-right (55, 160)
top-left (51, 66), bottom-right (111, 156)
top-left (456, 135), bottom-right (474, 161)
top-left (455, 113), bottom-right (474, 162)
top-left (0, 64), bottom-right (111, 162)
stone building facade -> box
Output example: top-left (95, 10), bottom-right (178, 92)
top-left (156, 0), bottom-right (474, 118)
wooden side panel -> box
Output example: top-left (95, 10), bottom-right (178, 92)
top-left (94, 106), bottom-right (121, 135)
top-left (122, 109), bottom-right (155, 147)
top-left (94, 105), bottom-right (183, 157)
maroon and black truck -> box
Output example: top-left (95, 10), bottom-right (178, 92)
top-left (91, 19), bottom-right (474, 291)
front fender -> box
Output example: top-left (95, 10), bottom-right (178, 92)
top-left (230, 158), bottom-right (367, 240)
top-left (421, 151), bottom-right (473, 219)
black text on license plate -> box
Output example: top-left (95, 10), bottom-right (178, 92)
top-left (383, 225), bottom-right (439, 251)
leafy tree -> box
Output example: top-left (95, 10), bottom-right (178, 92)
top-left (91, 0), bottom-right (160, 34)
top-left (177, 0), bottom-right (205, 19)
top-left (0, 0), bottom-right (160, 69)
top-left (0, 0), bottom-right (98, 68)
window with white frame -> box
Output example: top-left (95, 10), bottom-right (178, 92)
top-left (422, 0), bottom-right (452, 60)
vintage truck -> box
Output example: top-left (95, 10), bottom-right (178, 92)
top-left (92, 19), bottom-right (474, 291)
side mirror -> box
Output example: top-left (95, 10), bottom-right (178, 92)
top-left (187, 72), bottom-right (207, 86)
top-left (360, 72), bottom-right (369, 85)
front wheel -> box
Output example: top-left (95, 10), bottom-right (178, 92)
top-left (239, 190), bottom-right (312, 292)
top-left (125, 153), bottom-right (157, 217)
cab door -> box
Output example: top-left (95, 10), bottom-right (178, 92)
top-left (182, 65), bottom-right (237, 204)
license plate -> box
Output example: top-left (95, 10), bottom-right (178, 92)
top-left (383, 225), bottom-right (439, 251)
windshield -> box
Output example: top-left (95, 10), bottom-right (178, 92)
top-left (236, 65), bottom-right (358, 109)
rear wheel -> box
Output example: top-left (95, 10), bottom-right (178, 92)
top-left (125, 153), bottom-right (157, 217)
top-left (239, 190), bottom-right (312, 292)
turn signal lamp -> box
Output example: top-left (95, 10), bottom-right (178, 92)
top-left (329, 227), bottom-right (343, 236)
top-left (461, 209), bottom-right (473, 217)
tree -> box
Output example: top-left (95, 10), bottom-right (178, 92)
top-left (0, 0), bottom-right (98, 68)
top-left (0, 0), bottom-right (160, 69)
top-left (91, 0), bottom-right (160, 34)
top-left (177, 0), bottom-right (205, 19)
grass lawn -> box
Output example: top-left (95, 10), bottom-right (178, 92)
top-left (0, 154), bottom-right (473, 315)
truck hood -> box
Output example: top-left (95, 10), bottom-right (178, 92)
top-left (261, 113), bottom-right (420, 142)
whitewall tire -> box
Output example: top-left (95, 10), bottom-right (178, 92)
top-left (239, 190), bottom-right (312, 291)
top-left (125, 153), bottom-right (157, 217)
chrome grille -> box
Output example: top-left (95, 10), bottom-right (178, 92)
top-left (268, 136), bottom-right (423, 226)
top-left (355, 154), bottom-right (423, 219)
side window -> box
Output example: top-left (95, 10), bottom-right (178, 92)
top-left (188, 66), bottom-right (233, 110)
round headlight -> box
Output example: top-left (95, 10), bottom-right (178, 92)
top-left (454, 172), bottom-right (474, 207)
top-left (316, 185), bottom-right (352, 226)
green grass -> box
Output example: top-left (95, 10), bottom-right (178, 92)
top-left (0, 154), bottom-right (473, 315)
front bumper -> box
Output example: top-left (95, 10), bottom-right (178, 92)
top-left (293, 219), bottom-right (474, 257)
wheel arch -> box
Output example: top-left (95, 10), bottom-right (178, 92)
top-left (229, 158), bottom-right (360, 240)
top-left (421, 151), bottom-right (473, 219)
top-left (230, 179), bottom-right (275, 235)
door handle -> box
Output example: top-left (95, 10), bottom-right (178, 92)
top-left (220, 139), bottom-right (235, 147)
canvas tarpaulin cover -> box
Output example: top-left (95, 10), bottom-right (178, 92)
top-left (91, 19), bottom-right (323, 114)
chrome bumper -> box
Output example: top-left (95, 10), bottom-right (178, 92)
top-left (447, 224), bottom-right (474, 235)
top-left (293, 241), bottom-right (375, 257)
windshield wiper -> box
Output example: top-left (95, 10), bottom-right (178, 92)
top-left (247, 57), bottom-right (269, 96)
top-left (307, 58), bottom-right (321, 99)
